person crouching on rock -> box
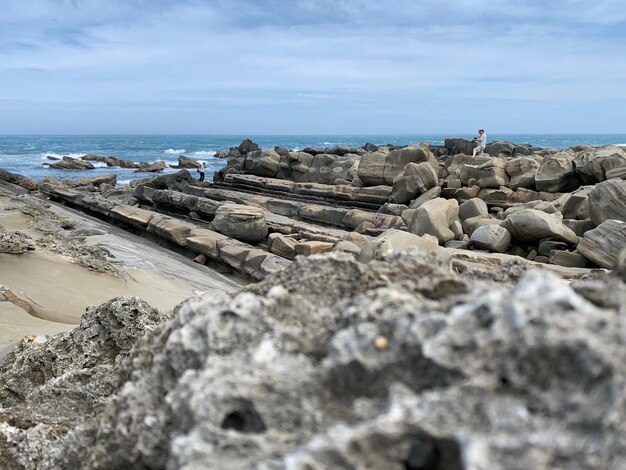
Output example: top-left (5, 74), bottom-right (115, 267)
top-left (196, 166), bottom-right (205, 182)
top-left (472, 129), bottom-right (487, 157)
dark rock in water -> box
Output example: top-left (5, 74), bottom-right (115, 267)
top-left (169, 155), bottom-right (200, 169)
top-left (237, 138), bottom-right (260, 154)
top-left (48, 156), bottom-right (95, 171)
top-left (81, 154), bottom-right (139, 169)
top-left (302, 146), bottom-right (323, 155)
top-left (141, 169), bottom-right (194, 190)
top-left (46, 155), bottom-right (60, 161)
top-left (134, 161), bottom-right (166, 173)
top-left (0, 251), bottom-right (623, 468)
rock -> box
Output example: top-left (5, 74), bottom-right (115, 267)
top-left (238, 139), bottom-right (260, 154)
top-left (588, 178), bottom-right (626, 226)
top-left (210, 204), bottom-right (268, 243)
top-left (577, 219), bottom-right (626, 269)
top-left (135, 161), bottom-right (166, 173)
top-left (470, 225), bottom-right (512, 253)
top-left (408, 186), bottom-right (441, 209)
top-left (332, 240), bottom-right (361, 256)
top-left (243, 150), bottom-right (281, 177)
top-left (173, 155), bottom-right (201, 169)
top-left (268, 233), bottom-right (297, 259)
top-left (0, 253), bottom-right (624, 468)
top-left (561, 185), bottom-right (594, 220)
top-left (48, 156), bottom-right (95, 170)
top-left (549, 250), bottom-right (588, 268)
top-left (506, 156), bottom-right (540, 190)
top-left (294, 240), bottom-right (334, 256)
top-left (407, 198), bottom-right (459, 245)
top-left (53, 174), bottom-right (117, 188)
top-left (538, 240), bottom-right (569, 257)
top-left (445, 240), bottom-right (470, 249)
top-left (383, 144), bottom-right (438, 185)
top-left (343, 232), bottom-right (368, 248)
top-left (462, 216), bottom-right (502, 236)
top-left (476, 158), bottom-right (509, 188)
top-left (563, 218), bottom-right (595, 237)
top-left (81, 154), bottom-right (139, 169)
top-left (359, 228), bottom-right (439, 262)
top-left (0, 227), bottom-right (35, 254)
top-left (573, 145), bottom-right (626, 183)
top-left (0, 169), bottom-right (40, 191)
top-left (444, 138), bottom-right (475, 155)
top-left (390, 161), bottom-right (439, 204)
top-left (362, 142), bottom-right (379, 152)
top-left (193, 254), bottom-right (207, 264)
top-left (377, 203), bottom-right (408, 216)
top-left (503, 209), bottom-right (578, 244)
top-left (458, 198), bottom-right (489, 221)
top-left (535, 152), bottom-right (581, 192)
top-left (484, 140), bottom-right (515, 158)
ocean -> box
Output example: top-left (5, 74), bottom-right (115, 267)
top-left (1, 134), bottom-right (625, 185)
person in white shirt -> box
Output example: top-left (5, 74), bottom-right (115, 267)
top-left (472, 129), bottom-right (487, 157)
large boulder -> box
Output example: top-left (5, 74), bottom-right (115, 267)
top-left (444, 138), bottom-right (476, 155)
top-left (172, 155), bottom-right (201, 169)
top-left (0, 169), bottom-right (40, 191)
top-left (390, 162), bottom-right (439, 204)
top-left (210, 204), bottom-right (268, 243)
top-left (506, 156), bottom-right (541, 190)
top-left (573, 145), bottom-right (626, 183)
top-left (382, 144), bottom-right (437, 185)
top-left (359, 228), bottom-right (439, 262)
top-left (458, 198), bottom-right (489, 221)
top-left (503, 209), bottom-right (578, 244)
top-left (81, 154), bottom-right (139, 169)
top-left (535, 152), bottom-right (581, 192)
top-left (407, 197), bottom-right (459, 245)
top-left (484, 140), bottom-right (515, 158)
top-left (577, 219), bottom-right (626, 269)
top-left (588, 178), bottom-right (626, 226)
top-left (243, 150), bottom-right (281, 177)
top-left (476, 157), bottom-right (509, 188)
top-left (356, 152), bottom-right (388, 186)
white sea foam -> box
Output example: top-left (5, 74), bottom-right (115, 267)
top-left (164, 148), bottom-right (186, 155)
top-left (117, 179), bottom-right (132, 186)
top-left (90, 161), bottom-right (109, 168)
top-left (616, 143), bottom-right (626, 147)
top-left (190, 150), bottom-right (216, 158)
top-left (322, 141), bottom-right (334, 146)
top-left (38, 152), bottom-right (86, 160)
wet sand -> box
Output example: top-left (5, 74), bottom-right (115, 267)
top-left (0, 190), bottom-right (240, 351)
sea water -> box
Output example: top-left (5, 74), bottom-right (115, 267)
top-left (1, 134), bottom-right (625, 185)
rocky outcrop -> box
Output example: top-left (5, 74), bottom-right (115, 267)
top-left (135, 161), bottom-right (166, 173)
top-left (390, 161), bottom-right (438, 204)
top-left (1, 251), bottom-right (623, 468)
top-left (577, 219), bottom-right (626, 269)
top-left (0, 169), bottom-right (39, 191)
top-left (0, 227), bottom-right (35, 254)
top-left (573, 145), bottom-right (626, 183)
top-left (534, 152), bottom-right (581, 192)
top-left (81, 154), bottom-right (140, 169)
top-left (210, 204), bottom-right (268, 243)
top-left (588, 178), bottom-right (626, 226)
top-left (503, 209), bottom-right (578, 244)
top-left (47, 156), bottom-right (95, 171)
top-left (406, 197), bottom-right (460, 245)
top-left (170, 155), bottom-right (201, 169)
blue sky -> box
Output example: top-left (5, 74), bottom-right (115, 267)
top-left (1, 0), bottom-right (625, 134)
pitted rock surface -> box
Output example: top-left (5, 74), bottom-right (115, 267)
top-left (0, 251), bottom-right (623, 469)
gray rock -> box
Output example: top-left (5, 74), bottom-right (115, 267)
top-left (243, 150), bottom-right (281, 177)
top-left (0, 227), bottom-right (35, 254)
top-left (535, 152), bottom-right (581, 192)
top-left (458, 198), bottom-right (489, 221)
top-left (577, 219), bottom-right (626, 269)
top-left (359, 228), bottom-right (439, 262)
top-left (588, 178), bottom-right (626, 226)
top-left (390, 161), bottom-right (439, 204)
top-left (407, 197), bottom-right (459, 245)
top-left (408, 186), bottom-right (441, 209)
top-left (505, 156), bottom-right (540, 190)
top-left (503, 209), bottom-right (578, 244)
top-left (210, 204), bottom-right (268, 243)
top-left (470, 224), bottom-right (512, 253)
top-left (0, 253), bottom-right (624, 469)
top-left (573, 145), bottom-right (626, 184)
top-left (549, 250), bottom-right (588, 268)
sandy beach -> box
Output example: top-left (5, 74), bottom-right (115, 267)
top-left (0, 186), bottom-right (239, 352)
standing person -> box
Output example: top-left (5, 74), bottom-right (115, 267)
top-left (196, 166), bottom-right (205, 182)
top-left (472, 129), bottom-right (487, 157)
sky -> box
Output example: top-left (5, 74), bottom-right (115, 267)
top-left (1, 0), bottom-right (626, 134)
